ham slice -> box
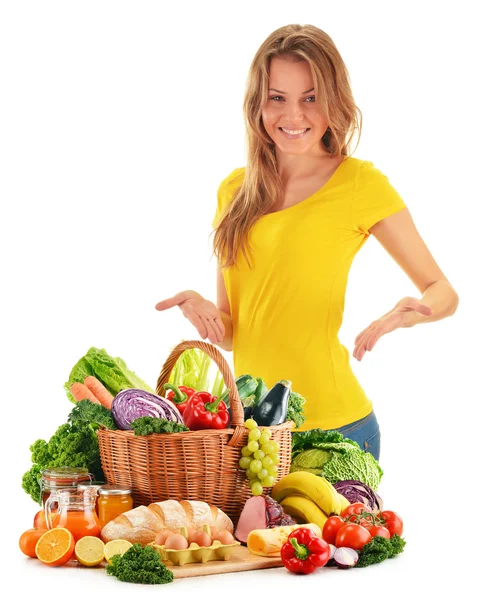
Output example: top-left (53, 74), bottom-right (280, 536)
top-left (234, 495), bottom-right (296, 544)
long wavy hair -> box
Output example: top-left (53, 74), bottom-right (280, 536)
top-left (212, 24), bottom-right (362, 269)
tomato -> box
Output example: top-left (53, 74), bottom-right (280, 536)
top-left (379, 511), bottom-right (403, 536)
top-left (367, 525), bottom-right (390, 539)
top-left (340, 502), bottom-right (369, 520)
top-left (335, 523), bottom-right (372, 551)
top-left (322, 516), bottom-right (345, 545)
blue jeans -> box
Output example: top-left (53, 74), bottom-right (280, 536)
top-left (326, 411), bottom-right (381, 462)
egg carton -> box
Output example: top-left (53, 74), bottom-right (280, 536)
top-left (150, 539), bottom-right (241, 566)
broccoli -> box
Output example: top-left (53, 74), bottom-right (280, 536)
top-left (68, 399), bottom-right (117, 430)
top-left (355, 534), bottom-right (406, 568)
top-left (106, 543), bottom-right (174, 584)
top-left (21, 400), bottom-right (116, 504)
top-left (131, 417), bottom-right (189, 436)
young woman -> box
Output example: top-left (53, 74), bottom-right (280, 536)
top-left (156, 24), bottom-right (459, 461)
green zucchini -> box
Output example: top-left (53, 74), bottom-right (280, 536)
top-left (254, 377), bottom-right (269, 405)
top-left (222, 374), bottom-right (258, 408)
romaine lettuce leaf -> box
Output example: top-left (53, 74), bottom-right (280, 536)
top-left (65, 347), bottom-right (154, 404)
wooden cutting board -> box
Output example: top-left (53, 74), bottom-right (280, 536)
top-left (168, 546), bottom-right (283, 578)
top-left (69, 546), bottom-right (283, 579)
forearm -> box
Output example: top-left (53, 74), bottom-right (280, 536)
top-left (402, 279), bottom-right (459, 328)
top-left (216, 310), bottom-right (233, 351)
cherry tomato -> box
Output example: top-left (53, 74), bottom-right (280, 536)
top-left (322, 516), bottom-right (345, 545)
top-left (340, 502), bottom-right (369, 523)
top-left (367, 525), bottom-right (390, 539)
top-left (335, 523), bottom-right (372, 551)
top-left (379, 510), bottom-right (403, 536)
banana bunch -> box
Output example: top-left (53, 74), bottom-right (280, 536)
top-left (271, 472), bottom-right (350, 530)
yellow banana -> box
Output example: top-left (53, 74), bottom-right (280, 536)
top-left (271, 471), bottom-right (342, 516)
top-left (280, 495), bottom-right (328, 531)
top-left (337, 493), bottom-right (350, 513)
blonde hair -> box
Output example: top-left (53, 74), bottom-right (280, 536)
top-left (212, 24), bottom-right (362, 269)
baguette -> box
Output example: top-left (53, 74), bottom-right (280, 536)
top-left (100, 500), bottom-right (234, 546)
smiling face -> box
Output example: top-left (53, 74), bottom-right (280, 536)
top-left (261, 56), bottom-right (329, 157)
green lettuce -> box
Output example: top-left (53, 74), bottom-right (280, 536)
top-left (64, 347), bottom-right (154, 404)
top-left (291, 428), bottom-right (383, 490)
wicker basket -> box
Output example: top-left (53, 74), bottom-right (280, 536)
top-left (97, 340), bottom-right (294, 525)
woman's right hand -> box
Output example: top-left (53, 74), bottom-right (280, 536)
top-left (155, 290), bottom-right (226, 344)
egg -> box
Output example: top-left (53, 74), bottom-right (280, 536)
top-left (212, 530), bottom-right (236, 545)
top-left (164, 533), bottom-right (189, 550)
top-left (189, 531), bottom-right (212, 547)
top-left (154, 530), bottom-right (173, 545)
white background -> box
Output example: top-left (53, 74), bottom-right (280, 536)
top-left (1, 1), bottom-right (476, 597)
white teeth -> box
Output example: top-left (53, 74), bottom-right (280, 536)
top-left (281, 128), bottom-right (308, 135)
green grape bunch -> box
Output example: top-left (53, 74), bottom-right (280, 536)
top-left (238, 418), bottom-right (280, 496)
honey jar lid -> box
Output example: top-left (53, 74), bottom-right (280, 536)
top-left (98, 484), bottom-right (132, 496)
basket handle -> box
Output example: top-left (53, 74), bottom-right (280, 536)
top-left (155, 340), bottom-right (244, 427)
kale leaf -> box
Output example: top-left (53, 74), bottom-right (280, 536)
top-left (287, 391), bottom-right (307, 428)
top-left (106, 543), bottom-right (174, 584)
top-left (68, 399), bottom-right (117, 430)
top-left (131, 417), bottom-right (189, 436)
top-left (355, 534), bottom-right (406, 567)
top-left (21, 399), bottom-right (116, 504)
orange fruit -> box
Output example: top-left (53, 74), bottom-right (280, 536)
top-left (35, 528), bottom-right (75, 567)
top-left (19, 528), bottom-right (48, 558)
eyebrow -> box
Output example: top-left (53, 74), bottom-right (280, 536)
top-left (269, 87), bottom-right (315, 94)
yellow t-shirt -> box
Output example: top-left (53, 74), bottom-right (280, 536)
top-left (211, 156), bottom-right (407, 431)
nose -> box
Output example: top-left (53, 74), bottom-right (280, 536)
top-left (284, 100), bottom-right (306, 123)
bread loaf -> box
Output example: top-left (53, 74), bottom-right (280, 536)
top-left (100, 500), bottom-right (234, 546)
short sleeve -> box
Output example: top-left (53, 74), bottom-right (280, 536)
top-left (211, 167), bottom-right (245, 229)
top-left (351, 160), bottom-right (407, 235)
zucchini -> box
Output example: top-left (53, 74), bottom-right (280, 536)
top-left (223, 374), bottom-right (258, 408)
top-left (254, 377), bottom-right (269, 405)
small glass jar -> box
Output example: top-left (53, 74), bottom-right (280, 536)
top-left (77, 481), bottom-right (105, 516)
top-left (97, 485), bottom-right (133, 526)
top-left (40, 467), bottom-right (93, 510)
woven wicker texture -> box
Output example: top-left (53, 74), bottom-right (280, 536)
top-left (97, 340), bottom-right (293, 525)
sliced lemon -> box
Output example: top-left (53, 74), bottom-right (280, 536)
top-left (74, 536), bottom-right (106, 567)
top-left (104, 539), bottom-right (133, 565)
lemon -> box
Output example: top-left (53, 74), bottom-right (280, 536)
top-left (104, 539), bottom-right (133, 565)
top-left (74, 536), bottom-right (106, 567)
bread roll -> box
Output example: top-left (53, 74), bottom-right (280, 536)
top-left (101, 500), bottom-right (234, 546)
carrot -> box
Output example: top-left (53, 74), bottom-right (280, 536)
top-left (70, 382), bottom-right (101, 405)
top-left (83, 376), bottom-right (114, 409)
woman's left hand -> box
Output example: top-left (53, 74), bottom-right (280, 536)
top-left (353, 296), bottom-right (433, 361)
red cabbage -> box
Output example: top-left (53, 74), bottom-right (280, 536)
top-left (332, 480), bottom-right (384, 513)
top-left (112, 388), bottom-right (184, 430)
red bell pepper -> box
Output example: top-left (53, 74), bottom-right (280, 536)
top-left (164, 383), bottom-right (196, 415)
top-left (280, 527), bottom-right (331, 575)
top-left (182, 390), bottom-right (230, 430)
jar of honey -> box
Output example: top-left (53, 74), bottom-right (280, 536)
top-left (40, 467), bottom-right (93, 510)
top-left (97, 485), bottom-right (133, 526)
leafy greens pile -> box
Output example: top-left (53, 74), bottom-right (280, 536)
top-left (22, 400), bottom-right (116, 504)
top-left (64, 347), bottom-right (154, 404)
top-left (291, 428), bottom-right (383, 490)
